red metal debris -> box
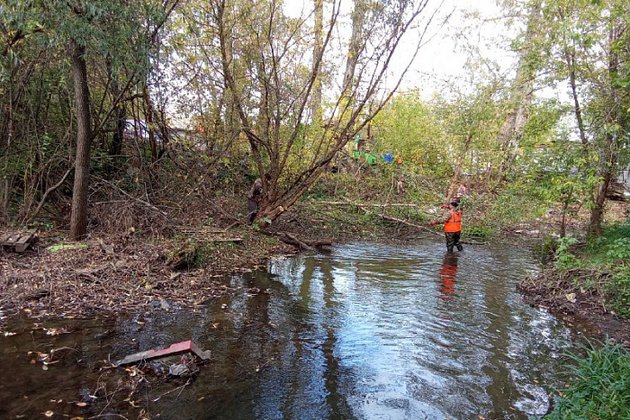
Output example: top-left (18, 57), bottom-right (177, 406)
top-left (115, 340), bottom-right (211, 366)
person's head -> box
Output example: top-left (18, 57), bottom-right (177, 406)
top-left (450, 199), bottom-right (459, 208)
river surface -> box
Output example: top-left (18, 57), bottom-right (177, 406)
top-left (0, 240), bottom-right (584, 419)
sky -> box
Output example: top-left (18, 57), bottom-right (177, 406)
top-left (284, 0), bottom-right (517, 97)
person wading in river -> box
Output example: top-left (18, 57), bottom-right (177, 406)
top-left (431, 199), bottom-right (463, 252)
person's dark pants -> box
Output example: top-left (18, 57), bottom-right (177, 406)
top-left (247, 198), bottom-right (258, 224)
top-left (445, 232), bottom-right (463, 252)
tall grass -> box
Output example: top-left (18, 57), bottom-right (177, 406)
top-left (546, 341), bottom-right (630, 420)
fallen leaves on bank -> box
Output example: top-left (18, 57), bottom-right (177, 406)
top-left (0, 229), bottom-right (287, 326)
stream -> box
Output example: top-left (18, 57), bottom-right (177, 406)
top-left (0, 240), bottom-right (585, 419)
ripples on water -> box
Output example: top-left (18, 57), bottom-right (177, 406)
top-left (264, 241), bottom-right (576, 419)
top-left (0, 240), bottom-right (580, 419)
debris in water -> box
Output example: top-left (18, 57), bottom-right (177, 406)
top-left (115, 340), bottom-right (211, 366)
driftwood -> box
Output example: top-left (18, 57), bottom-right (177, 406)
top-left (115, 340), bottom-right (211, 367)
top-left (276, 232), bottom-right (333, 251)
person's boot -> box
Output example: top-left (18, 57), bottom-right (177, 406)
top-left (447, 246), bottom-right (454, 253)
top-left (456, 244), bottom-right (463, 251)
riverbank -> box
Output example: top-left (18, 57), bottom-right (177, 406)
top-left (2, 194), bottom-right (628, 346)
top-left (520, 201), bottom-right (630, 350)
top-left (519, 269), bottom-right (630, 346)
top-left (0, 196), bottom-right (429, 328)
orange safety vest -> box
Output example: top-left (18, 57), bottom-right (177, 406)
top-left (444, 209), bottom-right (462, 233)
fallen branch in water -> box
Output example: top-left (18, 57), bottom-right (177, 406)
top-left (275, 231), bottom-right (333, 251)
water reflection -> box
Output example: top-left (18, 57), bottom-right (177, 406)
top-left (0, 240), bottom-right (581, 419)
top-left (438, 252), bottom-right (459, 300)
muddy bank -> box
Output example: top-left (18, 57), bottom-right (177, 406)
top-left (519, 269), bottom-right (630, 347)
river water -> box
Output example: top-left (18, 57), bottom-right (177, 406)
top-left (0, 240), bottom-right (583, 419)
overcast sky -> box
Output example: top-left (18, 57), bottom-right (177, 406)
top-left (284, 0), bottom-right (515, 97)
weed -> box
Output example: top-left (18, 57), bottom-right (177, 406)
top-left (546, 341), bottom-right (630, 420)
top-left (464, 225), bottom-right (494, 238)
top-left (554, 236), bottom-right (580, 270)
top-left (605, 238), bottom-right (630, 263)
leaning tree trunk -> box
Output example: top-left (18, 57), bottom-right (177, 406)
top-left (494, 1), bottom-right (541, 183)
top-left (69, 40), bottom-right (92, 240)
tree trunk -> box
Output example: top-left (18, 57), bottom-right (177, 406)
top-left (446, 133), bottom-right (473, 202)
top-left (588, 23), bottom-right (623, 237)
top-left (494, 2), bottom-right (541, 182)
top-left (310, 0), bottom-right (324, 126)
top-left (143, 85), bottom-right (159, 163)
top-left (108, 59), bottom-right (126, 158)
top-left (70, 40), bottom-right (92, 240)
top-left (341, 0), bottom-right (366, 100)
top-left (0, 178), bottom-right (9, 225)
top-left (589, 158), bottom-right (613, 236)
top-left (0, 67), bottom-right (15, 224)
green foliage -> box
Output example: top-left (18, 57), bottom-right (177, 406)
top-left (587, 222), bottom-right (630, 263)
top-left (546, 341), bottom-right (630, 420)
top-left (464, 225), bottom-right (494, 238)
top-left (605, 238), bottom-right (630, 263)
top-left (607, 266), bottom-right (630, 318)
top-left (484, 184), bottom-right (547, 229)
top-left (372, 92), bottom-right (450, 176)
top-left (554, 236), bottom-right (581, 270)
top-left (533, 235), bottom-right (559, 265)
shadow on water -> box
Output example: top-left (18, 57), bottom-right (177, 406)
top-left (0, 240), bottom-right (586, 419)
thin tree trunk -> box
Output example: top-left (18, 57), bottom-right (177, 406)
top-left (446, 133), bottom-right (472, 202)
top-left (70, 40), bottom-right (92, 240)
top-left (0, 67), bottom-right (15, 224)
top-left (108, 60), bottom-right (126, 158)
top-left (0, 179), bottom-right (9, 225)
top-left (566, 50), bottom-right (588, 148)
top-left (311, 0), bottom-right (324, 126)
top-left (589, 159), bottom-right (613, 236)
top-left (340, 0), bottom-right (366, 110)
top-left (588, 24), bottom-right (622, 237)
top-left (494, 2), bottom-right (541, 182)
top-left (143, 85), bottom-right (158, 163)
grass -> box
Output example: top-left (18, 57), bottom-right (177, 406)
top-left (546, 341), bottom-right (630, 420)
